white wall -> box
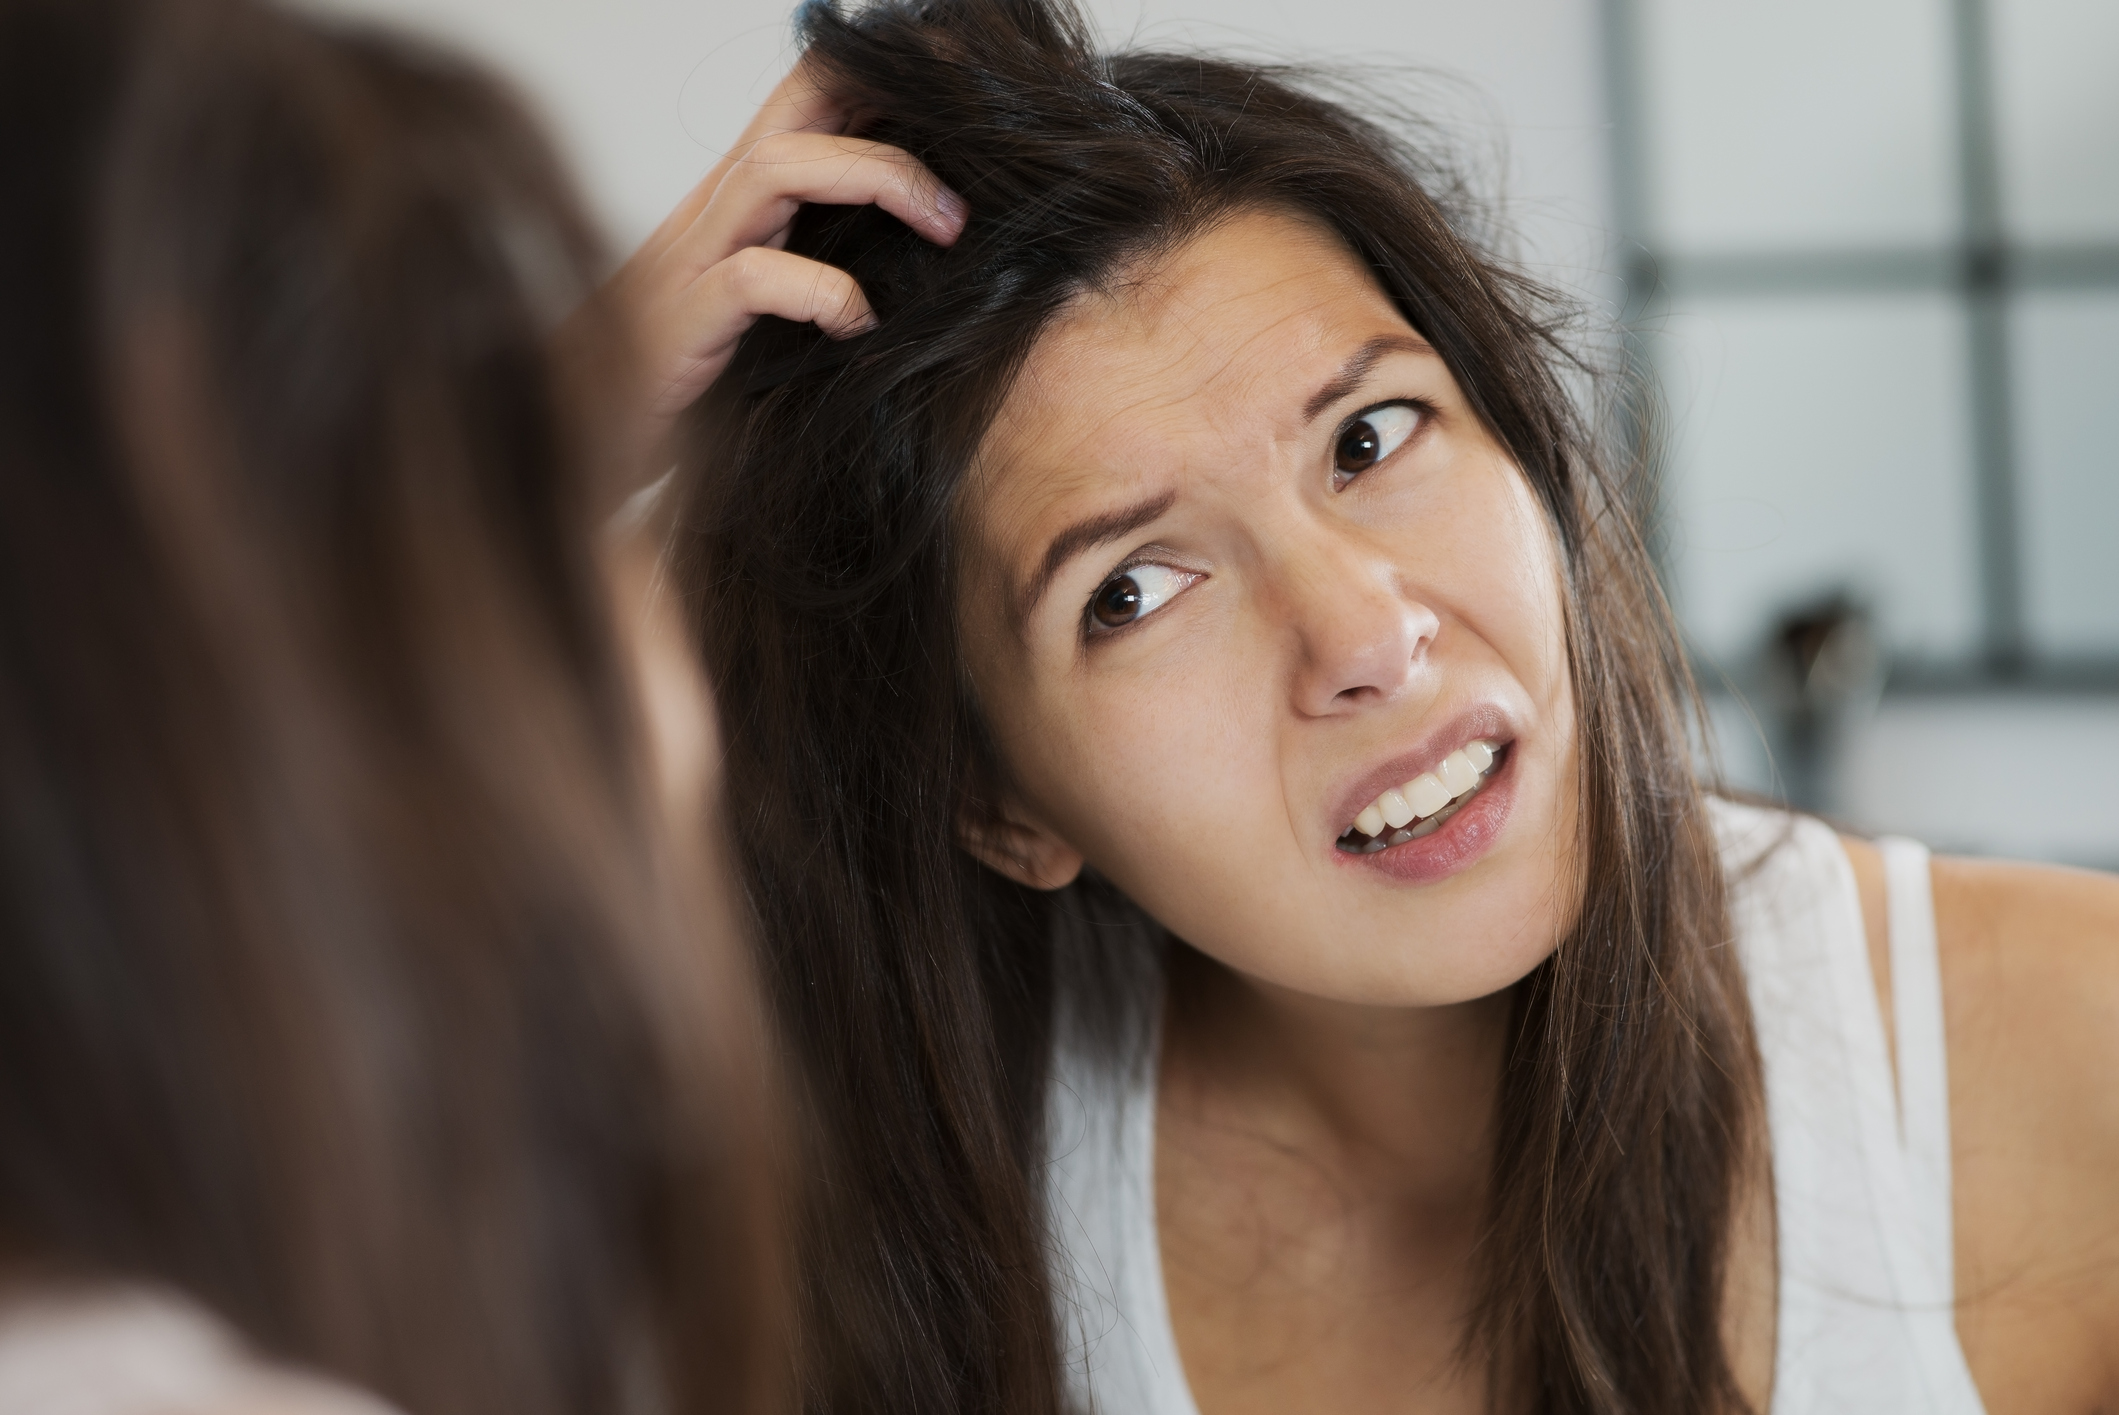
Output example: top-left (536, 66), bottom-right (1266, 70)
top-left (304, 0), bottom-right (1615, 297)
top-left (301, 0), bottom-right (805, 252)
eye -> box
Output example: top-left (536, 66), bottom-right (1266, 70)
top-left (1088, 563), bottom-right (1195, 632)
top-left (1333, 402), bottom-right (1422, 480)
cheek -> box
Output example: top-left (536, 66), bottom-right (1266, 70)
top-left (1466, 475), bottom-right (1582, 924)
top-left (1440, 461), bottom-right (1572, 700)
top-left (1019, 637), bottom-right (1279, 877)
top-left (1457, 470), bottom-right (1578, 807)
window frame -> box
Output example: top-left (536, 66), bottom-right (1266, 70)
top-left (1601, 0), bottom-right (2119, 692)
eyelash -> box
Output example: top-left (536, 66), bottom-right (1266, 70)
top-left (1082, 554), bottom-right (1198, 640)
top-left (1331, 397), bottom-right (1435, 485)
top-left (1337, 396), bottom-right (1435, 434)
top-left (1076, 396), bottom-right (1432, 641)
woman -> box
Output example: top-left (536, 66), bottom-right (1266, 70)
top-left (662, 1), bottom-right (2119, 1412)
top-left (0, 0), bottom-right (796, 1408)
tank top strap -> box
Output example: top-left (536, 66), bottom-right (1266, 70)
top-left (1044, 931), bottom-right (1200, 1415)
top-left (1878, 836), bottom-right (1954, 1297)
top-left (1708, 798), bottom-right (1986, 1411)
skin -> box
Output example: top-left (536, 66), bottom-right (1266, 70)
top-left (646, 75), bottom-right (2119, 1415)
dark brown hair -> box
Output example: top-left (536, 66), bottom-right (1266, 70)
top-left (678, 1), bottom-right (1757, 1410)
top-left (0, 0), bottom-right (772, 1411)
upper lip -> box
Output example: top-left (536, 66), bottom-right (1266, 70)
top-left (1324, 703), bottom-right (1517, 837)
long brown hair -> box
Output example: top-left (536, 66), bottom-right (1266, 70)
top-left (0, 0), bottom-right (773, 1411)
top-left (677, 1), bottom-right (1757, 1410)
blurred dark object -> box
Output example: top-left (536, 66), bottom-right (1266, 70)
top-left (1758, 591), bottom-right (1885, 814)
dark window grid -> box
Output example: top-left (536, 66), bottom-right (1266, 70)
top-left (1599, 0), bottom-right (2119, 692)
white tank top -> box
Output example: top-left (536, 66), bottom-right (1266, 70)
top-left (1042, 798), bottom-right (1987, 1413)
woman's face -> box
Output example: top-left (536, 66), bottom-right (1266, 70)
top-left (959, 209), bottom-right (1579, 1008)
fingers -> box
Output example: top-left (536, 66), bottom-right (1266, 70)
top-left (706, 246), bottom-right (873, 338)
top-left (601, 57), bottom-right (966, 458)
top-left (641, 247), bottom-right (875, 419)
top-left (629, 60), bottom-right (848, 271)
top-left (736, 133), bottom-right (964, 247)
top-left (657, 133), bottom-right (965, 288)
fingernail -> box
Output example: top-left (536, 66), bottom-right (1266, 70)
top-left (931, 184), bottom-right (968, 236)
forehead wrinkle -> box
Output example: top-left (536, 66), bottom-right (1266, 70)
top-left (967, 209), bottom-right (1426, 643)
top-left (1020, 300), bottom-right (1342, 494)
top-left (968, 362), bottom-right (1170, 643)
top-left (1038, 209), bottom-right (1376, 409)
top-left (1120, 234), bottom-right (1400, 435)
top-left (998, 246), bottom-right (1409, 491)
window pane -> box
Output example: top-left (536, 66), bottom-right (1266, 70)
top-left (1654, 294), bottom-right (1980, 668)
top-left (1993, 0), bottom-right (2119, 242)
top-left (2015, 291), bottom-right (2119, 656)
top-left (1637, 0), bottom-right (1958, 252)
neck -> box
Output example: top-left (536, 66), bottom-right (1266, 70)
top-left (1161, 943), bottom-right (1511, 1206)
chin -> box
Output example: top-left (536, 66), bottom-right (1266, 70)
top-left (1204, 895), bottom-right (1567, 1010)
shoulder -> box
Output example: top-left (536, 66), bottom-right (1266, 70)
top-left (1929, 856), bottom-right (2119, 1404)
top-left (1933, 851), bottom-right (2119, 969)
top-left (1932, 854), bottom-right (2119, 1138)
top-left (1828, 839), bottom-right (2119, 1087)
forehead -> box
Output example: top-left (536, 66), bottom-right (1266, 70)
top-left (969, 208), bottom-right (1417, 554)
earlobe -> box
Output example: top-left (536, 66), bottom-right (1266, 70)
top-left (958, 807), bottom-right (1085, 891)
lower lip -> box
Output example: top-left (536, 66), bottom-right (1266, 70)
top-left (1332, 746), bottom-right (1519, 886)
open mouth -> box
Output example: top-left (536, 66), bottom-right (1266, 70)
top-left (1335, 740), bottom-right (1507, 854)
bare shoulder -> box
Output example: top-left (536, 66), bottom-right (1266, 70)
top-left (1934, 852), bottom-right (2119, 957)
top-left (1933, 854), bottom-right (2119, 1093)
top-left (1931, 855), bottom-right (2119, 1410)
top-left (1933, 854), bottom-right (2119, 1223)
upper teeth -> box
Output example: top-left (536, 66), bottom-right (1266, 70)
top-left (1351, 740), bottom-right (1497, 839)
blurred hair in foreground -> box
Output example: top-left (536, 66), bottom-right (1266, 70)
top-left (0, 0), bottom-right (777, 1411)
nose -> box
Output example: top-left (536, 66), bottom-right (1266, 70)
top-left (1278, 529), bottom-right (1440, 718)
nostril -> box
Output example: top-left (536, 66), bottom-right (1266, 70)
top-left (1292, 578), bottom-right (1437, 716)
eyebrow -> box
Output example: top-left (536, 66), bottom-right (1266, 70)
top-left (1009, 335), bottom-right (1431, 629)
top-left (1301, 334), bottom-right (1434, 423)
top-left (1016, 489), bottom-right (1178, 626)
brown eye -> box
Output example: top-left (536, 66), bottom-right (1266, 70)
top-left (1336, 419), bottom-right (1382, 474)
top-left (1333, 403), bottom-right (1421, 479)
top-left (1085, 564), bottom-right (1194, 634)
top-left (1092, 574), bottom-right (1143, 627)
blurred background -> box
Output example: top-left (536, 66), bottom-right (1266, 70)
top-left (307, 0), bottom-right (2119, 868)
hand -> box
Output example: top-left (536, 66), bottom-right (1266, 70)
top-left (598, 59), bottom-right (966, 478)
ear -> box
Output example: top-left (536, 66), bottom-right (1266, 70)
top-left (959, 799), bottom-right (1085, 891)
